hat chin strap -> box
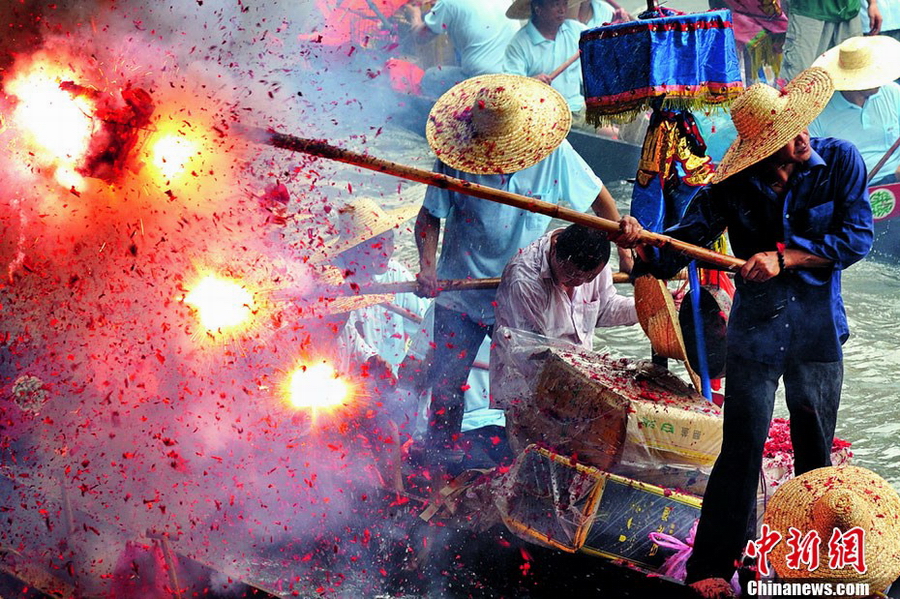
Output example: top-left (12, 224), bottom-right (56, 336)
top-left (811, 489), bottom-right (873, 534)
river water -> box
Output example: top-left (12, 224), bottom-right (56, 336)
top-left (357, 122), bottom-right (900, 492)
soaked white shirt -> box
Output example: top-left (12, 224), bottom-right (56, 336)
top-left (494, 228), bottom-right (638, 351)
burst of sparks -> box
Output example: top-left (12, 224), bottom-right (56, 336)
top-left (287, 361), bottom-right (350, 411)
top-left (183, 274), bottom-right (255, 333)
top-left (148, 131), bottom-right (198, 181)
top-left (5, 61), bottom-right (94, 185)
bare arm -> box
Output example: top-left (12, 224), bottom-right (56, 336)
top-left (414, 206), bottom-right (441, 297)
top-left (590, 187), bottom-right (635, 273)
top-left (603, 0), bottom-right (633, 21)
top-left (867, 0), bottom-right (882, 34)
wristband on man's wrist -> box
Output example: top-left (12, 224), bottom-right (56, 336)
top-left (775, 242), bottom-right (786, 273)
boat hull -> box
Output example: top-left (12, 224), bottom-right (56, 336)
top-left (868, 182), bottom-right (900, 261)
top-left (566, 126), bottom-right (642, 183)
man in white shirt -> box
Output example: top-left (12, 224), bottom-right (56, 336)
top-left (326, 197), bottom-right (431, 376)
top-left (494, 223), bottom-right (637, 353)
top-left (504, 0), bottom-right (586, 114)
top-left (809, 35), bottom-right (900, 185)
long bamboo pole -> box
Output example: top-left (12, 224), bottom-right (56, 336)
top-left (333, 271), bottom-right (668, 297)
top-left (240, 126), bottom-right (745, 272)
top-left (548, 51), bottom-right (580, 82)
top-left (867, 133), bottom-right (900, 183)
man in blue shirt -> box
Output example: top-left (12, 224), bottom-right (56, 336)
top-left (810, 35), bottom-right (900, 184)
top-left (414, 74), bottom-right (628, 471)
top-left (618, 67), bottom-right (873, 598)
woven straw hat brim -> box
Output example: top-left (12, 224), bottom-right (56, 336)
top-left (506, 0), bottom-right (582, 20)
top-left (763, 465), bottom-right (900, 591)
top-left (633, 275), bottom-right (702, 392)
top-left (426, 74), bottom-right (572, 175)
top-left (710, 67), bottom-right (834, 184)
top-left (812, 36), bottom-right (900, 91)
top-left (321, 202), bottom-right (420, 259)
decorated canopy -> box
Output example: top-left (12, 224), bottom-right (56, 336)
top-left (581, 9), bottom-right (743, 125)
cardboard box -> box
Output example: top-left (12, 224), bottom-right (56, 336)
top-left (507, 348), bottom-right (722, 491)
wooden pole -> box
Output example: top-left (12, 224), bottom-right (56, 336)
top-left (239, 126), bottom-right (746, 272)
top-left (867, 134), bottom-right (900, 183)
top-left (333, 271), bottom-right (674, 298)
top-left (548, 51), bottom-right (580, 82)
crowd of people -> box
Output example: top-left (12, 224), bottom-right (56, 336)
top-left (300, 1), bottom-right (900, 597)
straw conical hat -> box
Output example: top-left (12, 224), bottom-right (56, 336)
top-left (308, 197), bottom-right (419, 264)
top-left (812, 35), bottom-right (900, 91)
top-left (426, 74), bottom-right (571, 175)
top-left (763, 466), bottom-right (900, 596)
top-left (710, 67), bottom-right (833, 184)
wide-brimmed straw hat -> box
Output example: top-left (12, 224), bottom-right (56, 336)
top-left (426, 74), bottom-right (571, 175)
top-left (633, 275), bottom-right (702, 392)
top-left (812, 35), bottom-right (900, 91)
top-left (313, 197), bottom-right (419, 263)
top-left (710, 67), bottom-right (834, 184)
top-left (299, 265), bottom-right (394, 317)
top-left (506, 0), bottom-right (582, 20)
top-left (763, 465), bottom-right (900, 594)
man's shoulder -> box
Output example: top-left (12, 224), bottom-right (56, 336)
top-left (878, 82), bottom-right (900, 103)
top-left (503, 235), bottom-right (549, 278)
top-left (810, 136), bottom-right (862, 160)
top-left (560, 19), bottom-right (587, 34)
top-left (510, 21), bottom-right (541, 45)
top-left (529, 140), bottom-right (592, 173)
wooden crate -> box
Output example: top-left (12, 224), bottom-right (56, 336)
top-left (580, 473), bottom-right (702, 572)
top-left (497, 445), bottom-right (607, 552)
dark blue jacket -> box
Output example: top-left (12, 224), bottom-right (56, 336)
top-left (639, 137), bottom-right (874, 364)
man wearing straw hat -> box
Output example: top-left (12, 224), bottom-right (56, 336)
top-left (326, 197), bottom-right (430, 375)
top-left (618, 67), bottom-right (874, 598)
top-left (810, 35), bottom-right (900, 185)
top-left (504, 0), bottom-right (587, 115)
top-left (415, 74), bottom-right (629, 470)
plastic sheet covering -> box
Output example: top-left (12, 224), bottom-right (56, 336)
top-left (494, 444), bottom-right (704, 570)
top-left (492, 327), bottom-right (723, 494)
top-left (495, 445), bottom-right (607, 552)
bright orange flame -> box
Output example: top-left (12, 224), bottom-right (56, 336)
top-left (149, 131), bottom-right (198, 181)
top-left (287, 361), bottom-right (350, 410)
top-left (6, 62), bottom-right (94, 167)
top-left (183, 274), bottom-right (254, 333)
